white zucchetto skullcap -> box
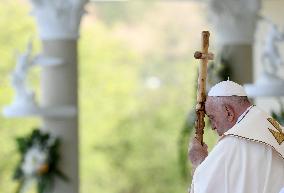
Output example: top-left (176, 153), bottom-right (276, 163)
top-left (208, 80), bottom-right (247, 96)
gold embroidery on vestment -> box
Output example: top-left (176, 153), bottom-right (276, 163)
top-left (267, 118), bottom-right (284, 145)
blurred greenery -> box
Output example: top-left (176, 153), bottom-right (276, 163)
top-left (0, 1), bottom-right (217, 193)
top-left (271, 99), bottom-right (284, 126)
top-left (79, 20), bottom-right (194, 193)
top-left (92, 1), bottom-right (155, 26)
top-left (0, 1), bottom-right (41, 193)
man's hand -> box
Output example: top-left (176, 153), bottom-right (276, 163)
top-left (188, 137), bottom-right (208, 168)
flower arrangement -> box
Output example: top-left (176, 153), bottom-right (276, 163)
top-left (13, 129), bottom-right (67, 193)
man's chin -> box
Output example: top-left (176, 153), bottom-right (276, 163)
top-left (217, 128), bottom-right (231, 136)
top-left (216, 129), bottom-right (225, 136)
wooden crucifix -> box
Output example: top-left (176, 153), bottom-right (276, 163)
top-left (193, 31), bottom-right (214, 145)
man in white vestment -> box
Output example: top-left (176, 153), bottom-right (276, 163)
top-left (189, 80), bottom-right (284, 193)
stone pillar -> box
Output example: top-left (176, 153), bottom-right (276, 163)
top-left (29, 1), bottom-right (88, 193)
top-left (251, 0), bottom-right (284, 113)
top-left (207, 0), bottom-right (260, 85)
top-left (41, 40), bottom-right (79, 193)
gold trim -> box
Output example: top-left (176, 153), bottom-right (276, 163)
top-left (267, 118), bottom-right (284, 145)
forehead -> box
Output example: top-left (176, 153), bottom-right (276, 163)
top-left (205, 97), bottom-right (218, 113)
top-left (205, 96), bottom-right (215, 106)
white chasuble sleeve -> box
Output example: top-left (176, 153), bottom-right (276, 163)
top-left (192, 136), bottom-right (284, 193)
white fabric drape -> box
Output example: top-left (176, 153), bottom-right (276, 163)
top-left (191, 106), bottom-right (284, 193)
top-left (192, 136), bottom-right (284, 193)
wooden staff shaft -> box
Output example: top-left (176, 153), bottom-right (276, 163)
top-left (195, 31), bottom-right (210, 144)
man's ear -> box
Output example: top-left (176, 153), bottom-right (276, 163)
top-left (224, 104), bottom-right (235, 122)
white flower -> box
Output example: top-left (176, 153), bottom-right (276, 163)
top-left (21, 146), bottom-right (48, 176)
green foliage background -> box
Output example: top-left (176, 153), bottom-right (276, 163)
top-left (0, 1), bottom-right (217, 193)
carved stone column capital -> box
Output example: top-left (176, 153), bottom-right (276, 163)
top-left (208, 0), bottom-right (261, 45)
top-left (30, 0), bottom-right (88, 40)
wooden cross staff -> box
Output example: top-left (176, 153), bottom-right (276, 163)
top-left (194, 31), bottom-right (214, 145)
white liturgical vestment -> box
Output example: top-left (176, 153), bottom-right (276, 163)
top-left (191, 106), bottom-right (284, 193)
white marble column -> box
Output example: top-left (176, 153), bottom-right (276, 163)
top-left (250, 0), bottom-right (284, 113)
top-left (29, 1), bottom-right (88, 193)
top-left (207, 0), bottom-right (260, 85)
